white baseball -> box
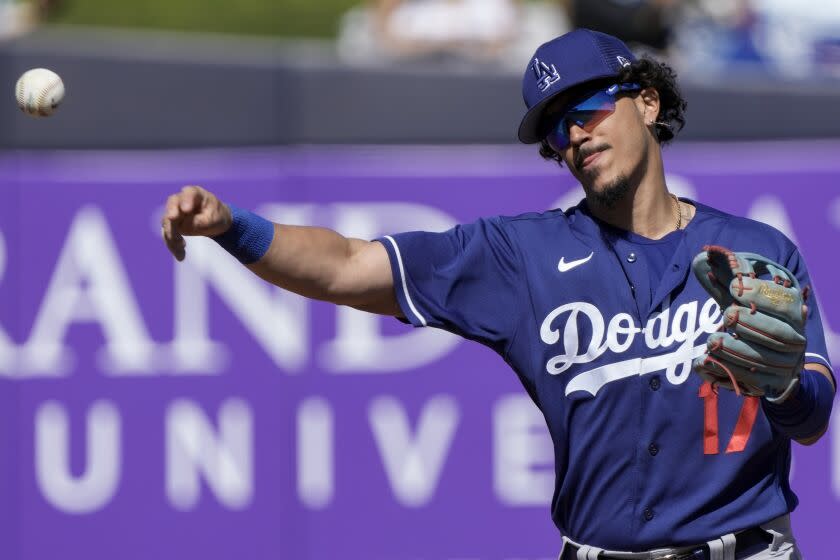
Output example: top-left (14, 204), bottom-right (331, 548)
top-left (15, 68), bottom-right (65, 117)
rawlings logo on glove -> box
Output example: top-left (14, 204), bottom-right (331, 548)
top-left (691, 245), bottom-right (809, 401)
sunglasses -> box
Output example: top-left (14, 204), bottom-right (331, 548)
top-left (545, 83), bottom-right (641, 151)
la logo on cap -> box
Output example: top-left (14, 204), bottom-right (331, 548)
top-left (532, 58), bottom-right (560, 93)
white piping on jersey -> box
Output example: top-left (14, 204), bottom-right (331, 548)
top-left (805, 352), bottom-right (832, 370)
top-left (383, 235), bottom-right (428, 327)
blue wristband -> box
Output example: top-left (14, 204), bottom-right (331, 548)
top-left (211, 204), bottom-right (275, 264)
top-left (762, 368), bottom-right (836, 440)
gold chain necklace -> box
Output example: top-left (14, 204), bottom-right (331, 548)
top-left (671, 193), bottom-right (682, 231)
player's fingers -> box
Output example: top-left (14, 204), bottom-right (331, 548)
top-left (179, 185), bottom-right (204, 214)
top-left (170, 231), bottom-right (186, 262)
top-left (161, 213), bottom-right (174, 243)
top-left (172, 234), bottom-right (186, 261)
top-left (723, 304), bottom-right (806, 352)
top-left (188, 212), bottom-right (210, 230)
top-left (161, 217), bottom-right (186, 261)
top-left (165, 194), bottom-right (182, 222)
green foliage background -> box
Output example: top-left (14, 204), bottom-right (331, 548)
top-left (45, 0), bottom-right (364, 38)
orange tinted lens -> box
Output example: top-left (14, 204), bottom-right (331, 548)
top-left (573, 109), bottom-right (613, 132)
top-left (546, 91), bottom-right (618, 150)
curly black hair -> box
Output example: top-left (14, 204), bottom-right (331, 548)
top-left (538, 56), bottom-right (687, 167)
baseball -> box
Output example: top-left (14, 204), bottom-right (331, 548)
top-left (15, 68), bottom-right (65, 117)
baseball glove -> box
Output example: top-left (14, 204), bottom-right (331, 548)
top-left (691, 245), bottom-right (808, 401)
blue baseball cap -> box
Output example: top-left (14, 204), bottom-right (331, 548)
top-left (517, 28), bottom-right (636, 144)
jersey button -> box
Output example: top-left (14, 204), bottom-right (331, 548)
top-left (650, 376), bottom-right (661, 391)
top-left (627, 253), bottom-right (637, 263)
top-left (648, 443), bottom-right (659, 456)
top-left (643, 508), bottom-right (654, 521)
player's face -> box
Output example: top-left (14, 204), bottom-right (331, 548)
top-left (546, 85), bottom-right (657, 207)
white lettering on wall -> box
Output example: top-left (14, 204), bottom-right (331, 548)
top-left (162, 203), bottom-right (318, 375)
top-left (369, 394), bottom-right (459, 506)
top-left (0, 229), bottom-right (15, 374)
top-left (166, 399), bottom-right (253, 510)
top-left (35, 400), bottom-right (121, 513)
top-left (169, 240), bottom-right (308, 373)
top-left (297, 397), bottom-right (334, 508)
top-left (324, 305), bottom-right (460, 373)
top-left (748, 195), bottom-right (797, 243)
top-left (22, 207), bottom-right (156, 376)
top-left (4, 201), bottom-right (466, 377)
top-left (493, 395), bottom-right (553, 506)
top-left (760, 195), bottom-right (840, 364)
top-left (318, 203), bottom-right (461, 373)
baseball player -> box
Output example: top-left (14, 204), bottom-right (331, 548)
top-left (161, 29), bottom-right (835, 560)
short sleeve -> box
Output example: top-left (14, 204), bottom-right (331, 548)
top-left (376, 217), bottom-right (525, 354)
top-left (785, 248), bottom-right (835, 383)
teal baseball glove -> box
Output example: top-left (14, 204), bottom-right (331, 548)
top-left (691, 245), bottom-right (808, 401)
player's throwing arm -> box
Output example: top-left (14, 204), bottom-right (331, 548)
top-left (160, 185), bottom-right (401, 316)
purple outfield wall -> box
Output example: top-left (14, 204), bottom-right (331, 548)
top-left (0, 143), bottom-right (838, 560)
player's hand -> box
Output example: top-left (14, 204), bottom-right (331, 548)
top-left (691, 245), bottom-right (807, 401)
top-left (161, 185), bottom-right (232, 261)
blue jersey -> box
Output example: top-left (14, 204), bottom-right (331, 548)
top-left (377, 199), bottom-right (832, 550)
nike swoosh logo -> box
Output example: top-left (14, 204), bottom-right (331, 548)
top-left (558, 252), bottom-right (594, 273)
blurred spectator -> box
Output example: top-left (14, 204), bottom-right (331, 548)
top-left (671, 0), bottom-right (840, 79)
top-left (0, 0), bottom-right (37, 39)
top-left (337, 0), bottom-right (571, 68)
top-left (749, 0), bottom-right (840, 78)
top-left (567, 0), bottom-right (678, 52)
top-left (372, 0), bottom-right (521, 61)
top-left (670, 0), bottom-right (759, 71)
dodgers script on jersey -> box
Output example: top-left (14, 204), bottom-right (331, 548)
top-left (377, 199), bottom-right (832, 550)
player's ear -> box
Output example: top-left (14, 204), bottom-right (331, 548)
top-left (638, 87), bottom-right (661, 125)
